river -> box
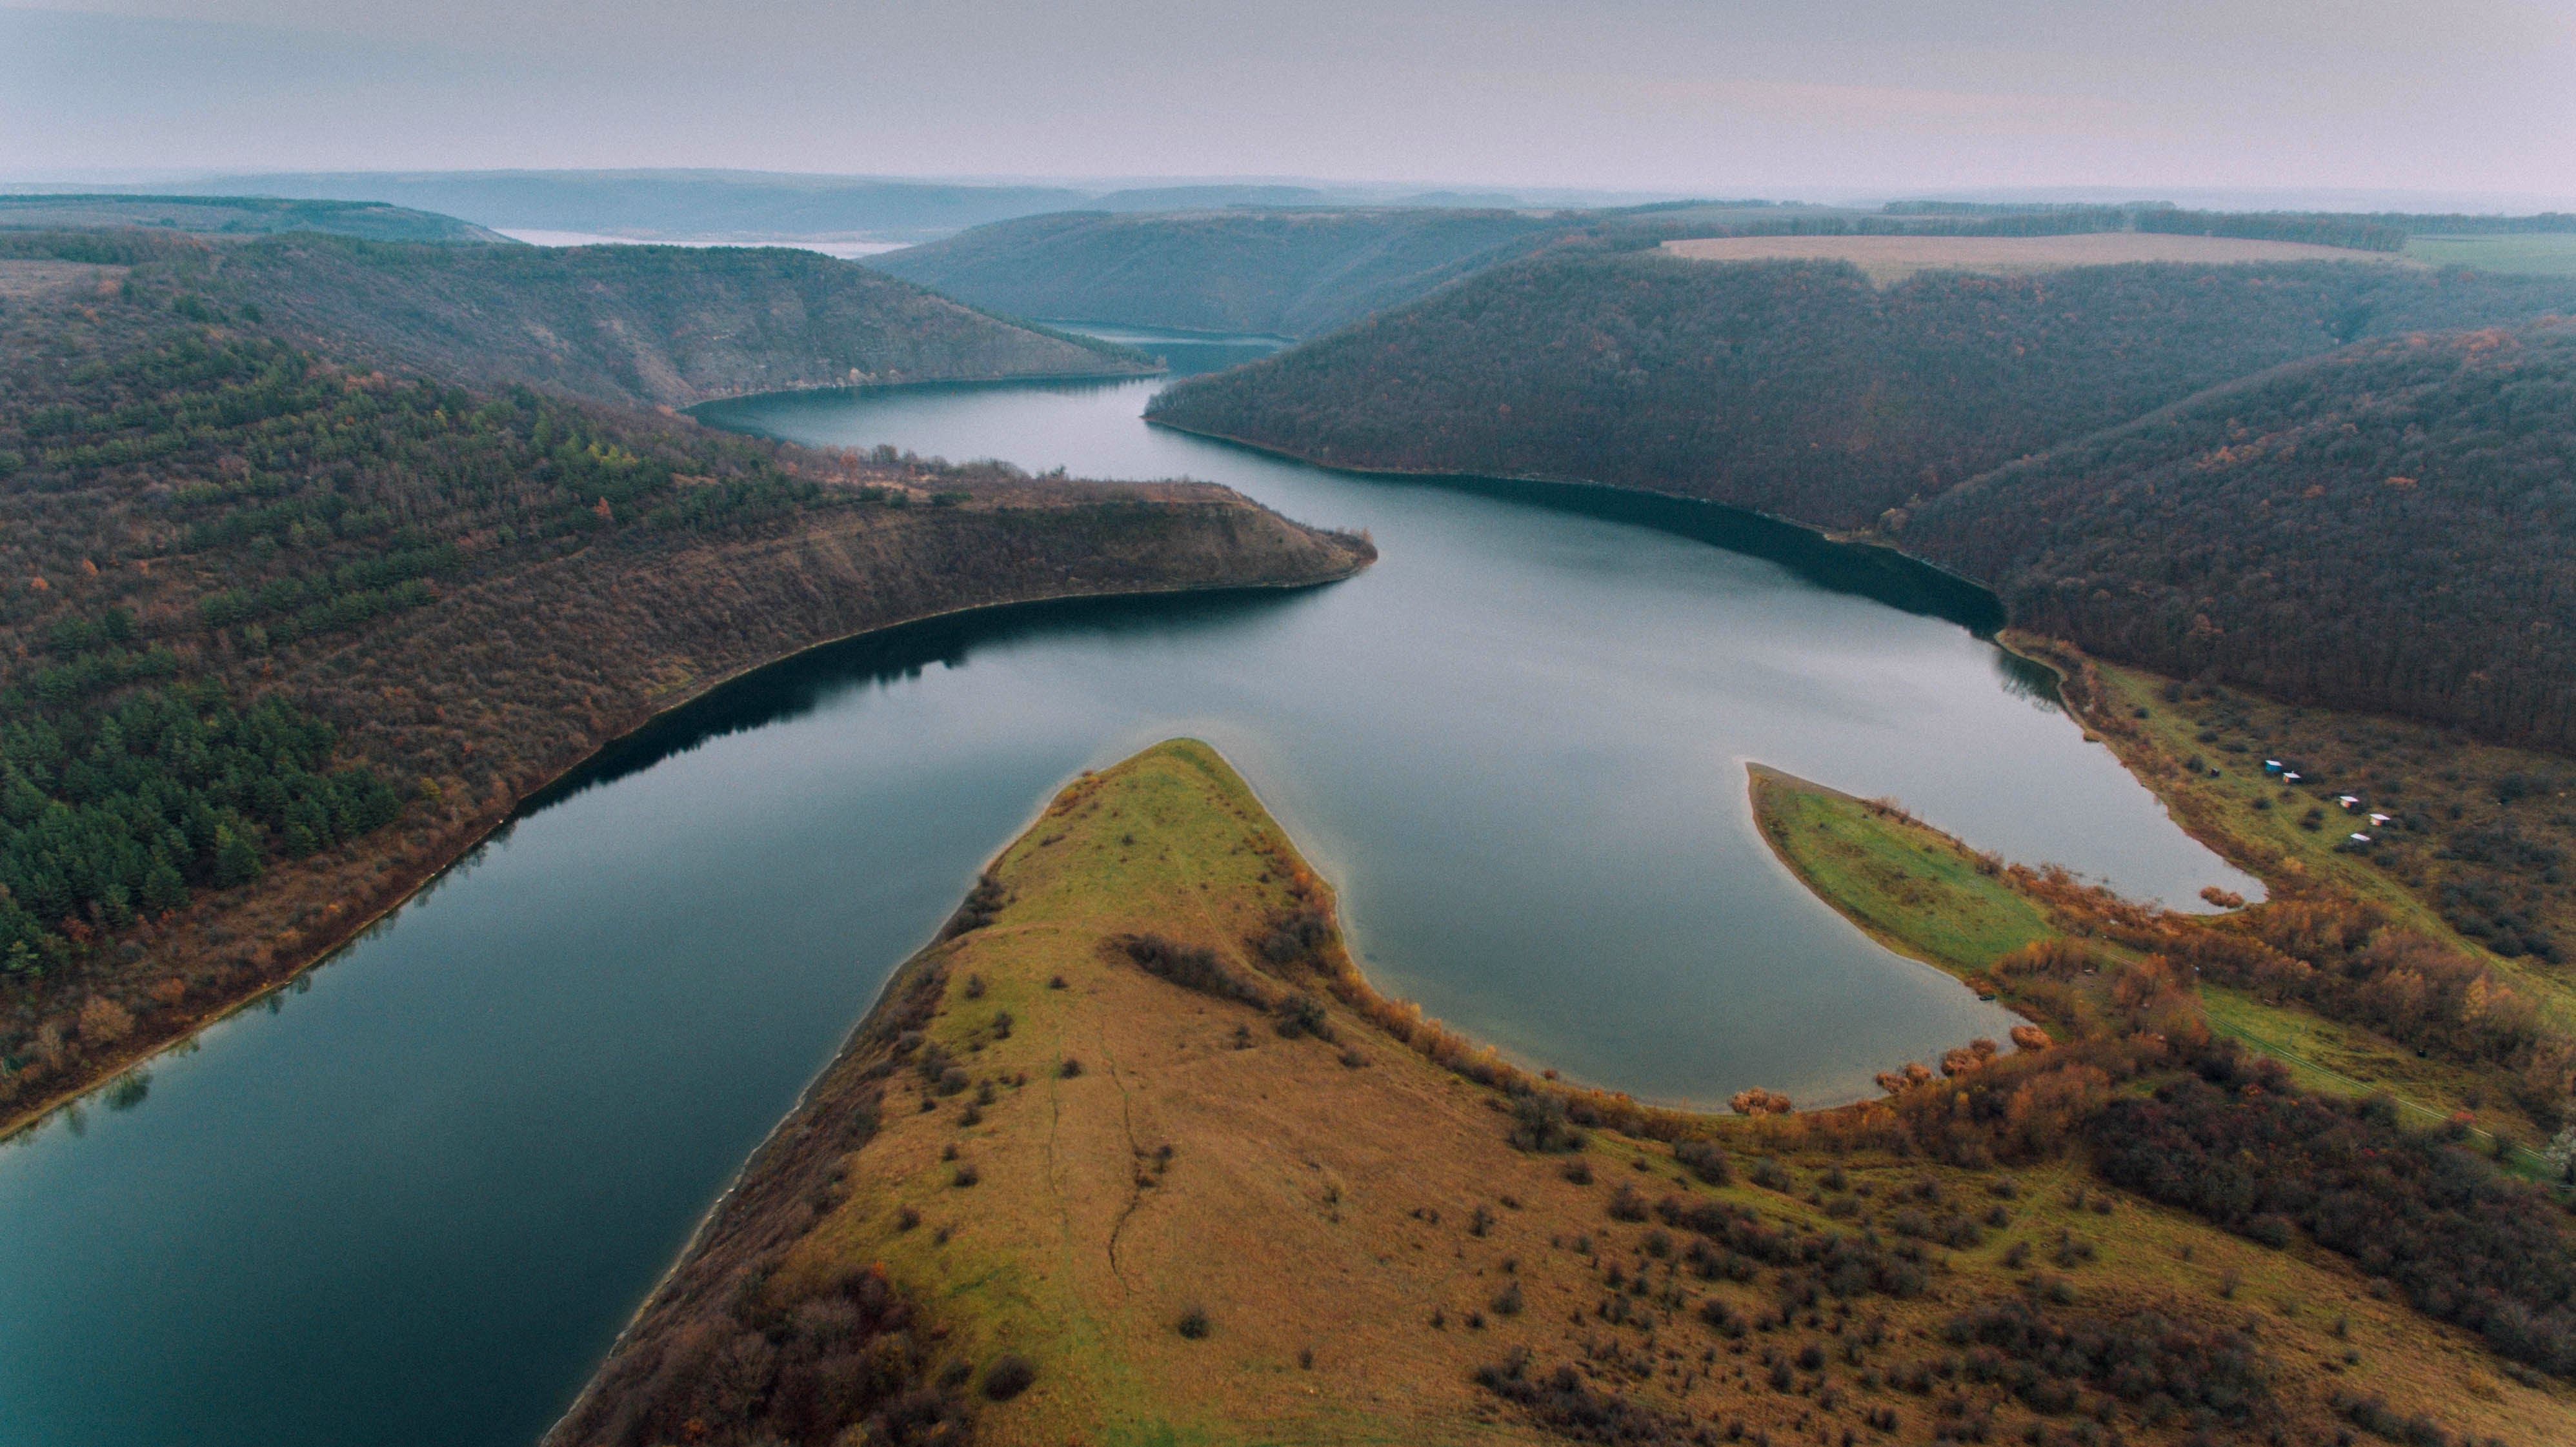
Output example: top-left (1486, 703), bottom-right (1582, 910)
top-left (0, 327), bottom-right (2255, 1447)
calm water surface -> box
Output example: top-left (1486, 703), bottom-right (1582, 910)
top-left (0, 329), bottom-right (2255, 1447)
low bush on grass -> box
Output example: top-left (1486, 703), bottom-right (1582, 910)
top-left (1507, 1092), bottom-right (1589, 1153)
top-left (980, 1353), bottom-right (1037, 1402)
top-left (1475, 1350), bottom-right (1707, 1446)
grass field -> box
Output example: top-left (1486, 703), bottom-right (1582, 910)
top-left (2199, 985), bottom-right (2552, 1153)
top-left (560, 741), bottom-right (2575, 1447)
top-left (2404, 233), bottom-right (2576, 276)
top-left (1747, 764), bottom-right (2054, 980)
top-left (1660, 233), bottom-right (2409, 285)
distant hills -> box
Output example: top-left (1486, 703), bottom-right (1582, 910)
top-left (186, 233), bottom-right (1152, 409)
top-left (0, 221), bottom-right (1154, 410)
top-left (0, 193), bottom-right (509, 243)
top-left (868, 199), bottom-right (2576, 347)
top-left (165, 170), bottom-right (1099, 245)
top-left (869, 207), bottom-right (1593, 338)
top-left (1147, 250), bottom-right (2575, 527)
top-left (30, 170), bottom-right (1663, 246)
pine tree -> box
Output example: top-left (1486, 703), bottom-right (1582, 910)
top-left (212, 824), bottom-right (263, 888)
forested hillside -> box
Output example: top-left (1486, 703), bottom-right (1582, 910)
top-left (178, 233), bottom-right (1154, 409)
top-left (865, 202), bottom-right (2508, 340)
top-left (0, 235), bottom-right (1371, 1128)
top-left (1905, 323), bottom-right (2576, 753)
top-left (870, 208), bottom-right (1583, 338)
top-left (1147, 250), bottom-right (2576, 529)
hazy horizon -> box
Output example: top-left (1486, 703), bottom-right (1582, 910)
top-left (6, 1), bottom-right (2571, 207)
top-left (5, 168), bottom-right (2568, 219)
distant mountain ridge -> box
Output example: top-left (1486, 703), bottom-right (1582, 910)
top-left (863, 199), bottom-right (2561, 345)
top-left (0, 193), bottom-right (510, 244)
top-left (1146, 250), bottom-right (2576, 527)
top-left (870, 207), bottom-right (1593, 337)
top-left (190, 233), bottom-right (1154, 409)
top-left (47, 171), bottom-right (1665, 245)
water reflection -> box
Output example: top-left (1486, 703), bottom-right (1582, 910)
top-left (1993, 648), bottom-right (2068, 711)
top-left (1227, 463), bottom-right (2010, 632)
top-left (521, 587), bottom-right (1314, 816)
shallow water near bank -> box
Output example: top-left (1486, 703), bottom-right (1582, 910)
top-left (0, 328), bottom-right (2253, 1447)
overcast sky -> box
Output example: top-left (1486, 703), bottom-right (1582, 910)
top-left (6, 0), bottom-right (2573, 203)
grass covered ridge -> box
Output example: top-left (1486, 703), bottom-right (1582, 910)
top-left (555, 742), bottom-right (2573, 1447)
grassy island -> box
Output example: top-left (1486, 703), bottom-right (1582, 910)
top-left (553, 742), bottom-right (2573, 1447)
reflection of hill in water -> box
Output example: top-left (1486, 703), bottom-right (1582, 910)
top-left (516, 587), bottom-right (1311, 818)
top-left (1993, 649), bottom-right (2066, 711)
top-left (1191, 458), bottom-right (2007, 634)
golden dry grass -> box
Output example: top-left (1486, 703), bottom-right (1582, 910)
top-left (602, 738), bottom-right (2576, 1446)
top-left (1660, 233), bottom-right (2409, 285)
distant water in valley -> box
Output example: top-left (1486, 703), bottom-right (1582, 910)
top-left (494, 228), bottom-right (908, 258)
top-left (0, 327), bottom-right (2255, 1447)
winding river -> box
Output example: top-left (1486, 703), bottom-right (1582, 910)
top-left (0, 327), bottom-right (2255, 1447)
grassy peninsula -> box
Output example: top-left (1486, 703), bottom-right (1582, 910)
top-left (2011, 640), bottom-right (2576, 1073)
top-left (1753, 760), bottom-right (2573, 1157)
top-left (0, 230), bottom-right (1371, 1135)
top-left (553, 741), bottom-right (2572, 1447)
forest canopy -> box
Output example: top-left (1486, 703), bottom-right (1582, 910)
top-left (1148, 252), bottom-right (2576, 752)
top-left (1147, 250), bottom-right (2576, 529)
top-left (1904, 322), bottom-right (2576, 753)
